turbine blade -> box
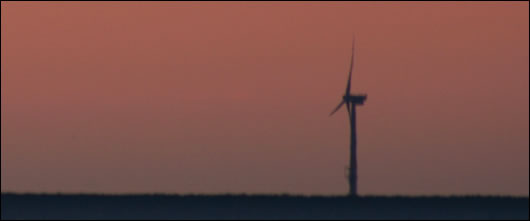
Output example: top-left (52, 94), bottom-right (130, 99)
top-left (345, 37), bottom-right (355, 95)
top-left (329, 100), bottom-right (346, 116)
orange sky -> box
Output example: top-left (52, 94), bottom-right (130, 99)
top-left (1, 2), bottom-right (528, 196)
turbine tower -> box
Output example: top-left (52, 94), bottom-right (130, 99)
top-left (329, 38), bottom-right (367, 197)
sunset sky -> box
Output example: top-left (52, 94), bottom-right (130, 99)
top-left (1, 2), bottom-right (528, 196)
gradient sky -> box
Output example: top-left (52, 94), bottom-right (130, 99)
top-left (1, 2), bottom-right (528, 196)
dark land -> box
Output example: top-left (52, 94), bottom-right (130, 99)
top-left (1, 193), bottom-right (528, 220)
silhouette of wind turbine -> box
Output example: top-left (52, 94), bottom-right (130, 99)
top-left (329, 38), bottom-right (367, 197)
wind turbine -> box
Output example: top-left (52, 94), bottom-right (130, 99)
top-left (329, 38), bottom-right (367, 197)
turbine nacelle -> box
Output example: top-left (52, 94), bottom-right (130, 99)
top-left (343, 94), bottom-right (367, 105)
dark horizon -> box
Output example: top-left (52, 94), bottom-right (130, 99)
top-left (2, 193), bottom-right (528, 220)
